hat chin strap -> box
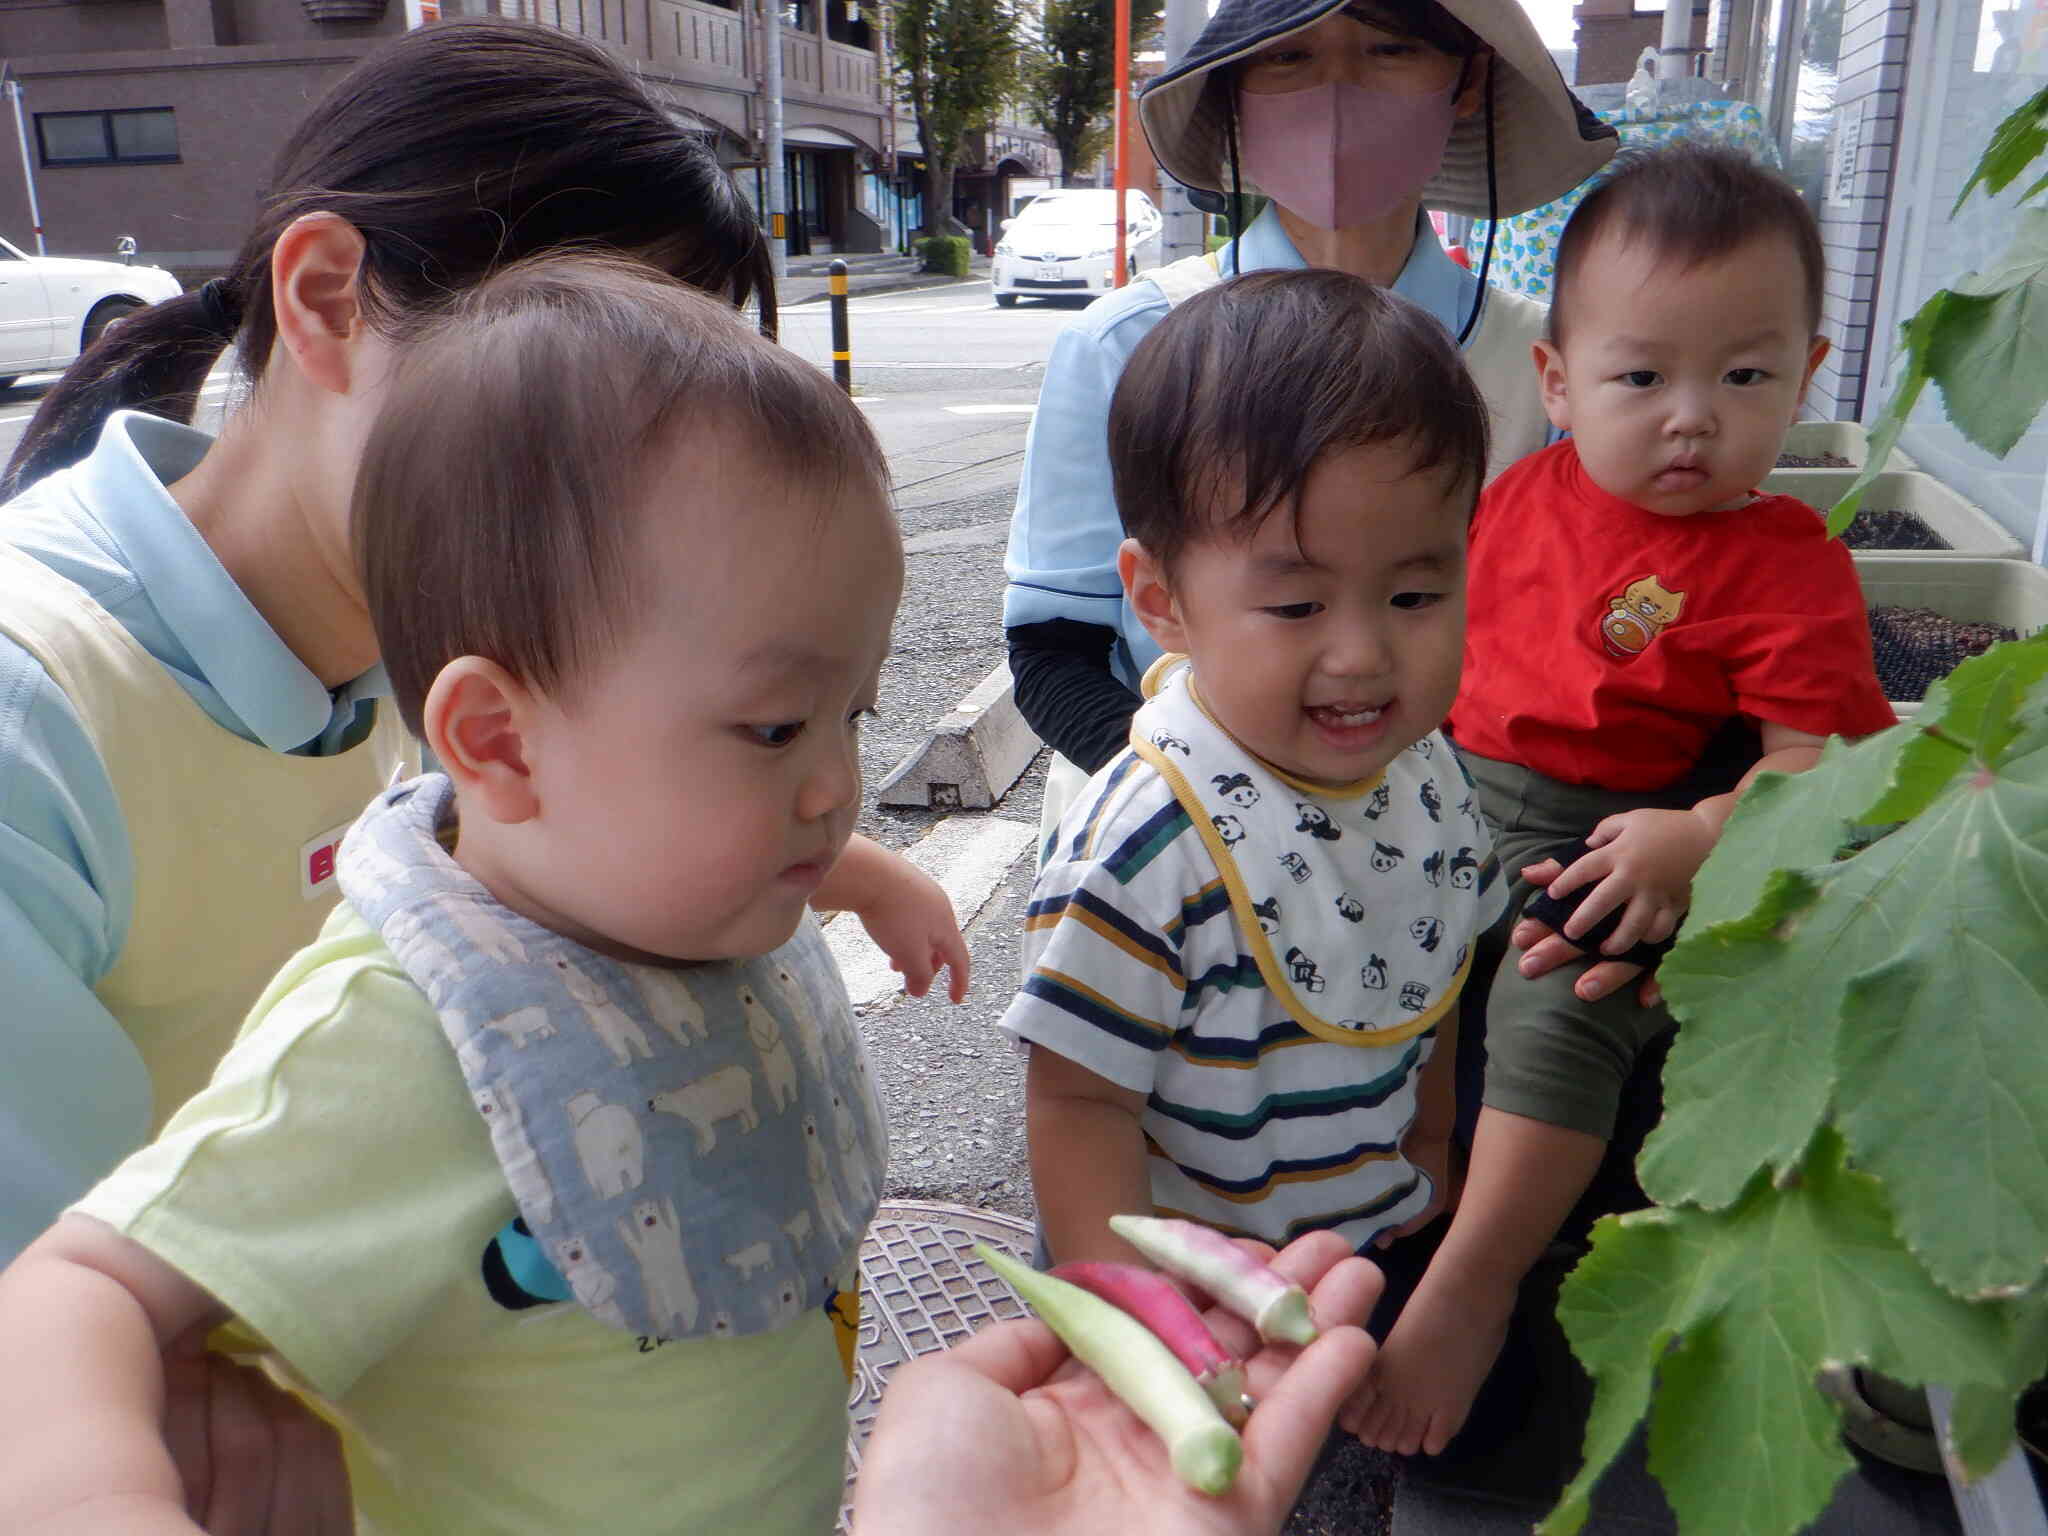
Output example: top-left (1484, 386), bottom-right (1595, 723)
top-left (1226, 101), bottom-right (1246, 278)
top-left (1454, 64), bottom-right (1497, 348)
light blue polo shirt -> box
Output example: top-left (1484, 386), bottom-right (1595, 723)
top-left (0, 410), bottom-right (388, 1262)
top-left (1002, 204), bottom-right (1491, 691)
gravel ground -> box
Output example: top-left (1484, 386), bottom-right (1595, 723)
top-left (851, 479), bottom-right (1038, 1218)
top-left (848, 477), bottom-right (1398, 1534)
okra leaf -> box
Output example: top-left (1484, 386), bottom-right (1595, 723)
top-left (1953, 85), bottom-right (2048, 214)
top-left (1684, 725), bottom-right (1913, 932)
top-left (1929, 216), bottom-right (2048, 459)
top-left (1949, 1382), bottom-right (2019, 1481)
top-left (1546, 1132), bottom-right (2022, 1536)
top-left (1860, 633), bottom-right (2048, 824)
top-left (1646, 790), bottom-right (1982, 1210)
top-left (1831, 752), bottom-right (2048, 1299)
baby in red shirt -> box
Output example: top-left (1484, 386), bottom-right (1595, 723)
top-left (1346, 143), bottom-right (1896, 1460)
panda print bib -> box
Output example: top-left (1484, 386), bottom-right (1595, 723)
top-left (1129, 658), bottom-right (1499, 1044)
top-left (335, 775), bottom-right (887, 1342)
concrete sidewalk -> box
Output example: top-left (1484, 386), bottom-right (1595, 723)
top-left (781, 248), bottom-right (992, 306)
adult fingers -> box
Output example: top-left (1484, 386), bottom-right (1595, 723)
top-left (195, 1355), bottom-right (277, 1536)
top-left (1241, 1328), bottom-right (1378, 1494)
top-left (263, 1389), bottom-right (352, 1536)
top-left (1514, 930), bottom-right (1585, 979)
top-left (1572, 957), bottom-right (1647, 1003)
top-left (160, 1341), bottom-right (217, 1518)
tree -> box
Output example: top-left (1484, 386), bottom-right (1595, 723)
top-left (890, 0), bottom-right (1020, 235)
top-left (1025, 0), bottom-right (1163, 185)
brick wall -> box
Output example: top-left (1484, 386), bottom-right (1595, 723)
top-left (1805, 0), bottom-right (1910, 420)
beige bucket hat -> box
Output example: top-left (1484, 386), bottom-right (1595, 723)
top-left (1137, 0), bottom-right (1617, 220)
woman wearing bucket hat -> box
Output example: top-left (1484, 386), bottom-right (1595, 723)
top-left (1002, 0), bottom-right (1615, 789)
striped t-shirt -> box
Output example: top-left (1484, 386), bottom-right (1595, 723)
top-left (1002, 745), bottom-right (1504, 1252)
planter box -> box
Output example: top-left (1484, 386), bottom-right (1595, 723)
top-left (1778, 420), bottom-right (1917, 473)
top-left (1762, 469), bottom-right (2026, 560)
top-left (1862, 556), bottom-right (2048, 718)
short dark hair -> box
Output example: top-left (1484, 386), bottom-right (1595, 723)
top-left (1549, 142), bottom-right (1825, 347)
top-left (355, 255), bottom-right (890, 738)
top-left (1108, 269), bottom-right (1490, 571)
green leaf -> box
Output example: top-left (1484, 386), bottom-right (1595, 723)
top-left (1647, 667), bottom-right (2048, 1225)
top-left (1536, 1213), bottom-right (1693, 1536)
top-left (1954, 85), bottom-right (2048, 214)
top-left (1828, 298), bottom-right (1944, 536)
top-left (1927, 215), bottom-right (2048, 459)
top-left (1830, 751), bottom-right (2048, 1298)
top-left (1860, 633), bottom-right (2048, 824)
top-left (1546, 1132), bottom-right (2022, 1536)
top-left (1685, 725), bottom-right (1916, 931)
top-left (1950, 1382), bottom-right (2020, 1479)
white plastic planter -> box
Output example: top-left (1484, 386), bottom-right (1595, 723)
top-left (1763, 469), bottom-right (2026, 559)
top-left (1862, 556), bottom-right (2048, 718)
top-left (1778, 420), bottom-right (1918, 473)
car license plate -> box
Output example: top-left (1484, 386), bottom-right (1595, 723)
top-left (1037, 264), bottom-right (1064, 282)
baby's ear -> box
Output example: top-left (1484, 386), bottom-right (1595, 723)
top-left (1798, 335), bottom-right (1831, 403)
top-left (1532, 338), bottom-right (1571, 432)
top-left (1119, 538), bottom-right (1189, 655)
top-left (424, 657), bottom-right (539, 824)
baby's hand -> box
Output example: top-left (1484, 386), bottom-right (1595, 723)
top-left (817, 837), bottom-right (972, 1003)
top-left (1544, 808), bottom-right (1715, 950)
top-left (856, 862), bottom-right (971, 1004)
top-left (1512, 809), bottom-right (1715, 1002)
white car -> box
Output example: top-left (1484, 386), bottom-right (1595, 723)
top-left (0, 234), bottom-right (184, 388)
top-left (991, 189), bottom-right (1164, 307)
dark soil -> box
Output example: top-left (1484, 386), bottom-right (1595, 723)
top-left (1841, 506), bottom-right (1951, 551)
top-left (1777, 449), bottom-right (1855, 468)
top-left (1869, 604), bottom-right (2019, 701)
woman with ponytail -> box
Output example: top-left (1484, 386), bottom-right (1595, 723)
top-left (0, 16), bottom-right (775, 1266)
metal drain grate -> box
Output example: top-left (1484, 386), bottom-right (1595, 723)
top-left (837, 1201), bottom-right (1037, 1531)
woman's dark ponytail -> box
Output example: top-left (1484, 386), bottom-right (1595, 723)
top-left (1, 285), bottom-right (240, 497)
top-left (3, 18), bottom-right (771, 500)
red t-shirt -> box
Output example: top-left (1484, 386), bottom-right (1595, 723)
top-left (1449, 440), bottom-right (1896, 792)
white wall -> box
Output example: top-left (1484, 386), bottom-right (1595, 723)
top-left (1870, 0), bottom-right (2047, 548)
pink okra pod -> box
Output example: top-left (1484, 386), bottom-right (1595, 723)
top-left (1107, 1213), bottom-right (1319, 1347)
top-left (1050, 1261), bottom-right (1251, 1426)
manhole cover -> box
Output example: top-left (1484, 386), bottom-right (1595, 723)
top-left (837, 1201), bottom-right (1036, 1530)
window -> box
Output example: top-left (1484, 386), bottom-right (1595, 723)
top-left (36, 108), bottom-right (179, 167)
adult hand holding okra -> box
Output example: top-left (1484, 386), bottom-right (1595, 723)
top-left (849, 1228), bottom-right (1380, 1534)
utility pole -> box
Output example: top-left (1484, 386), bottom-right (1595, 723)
top-left (3, 73), bottom-right (45, 256)
top-left (762, 0), bottom-right (789, 278)
top-left (1158, 0), bottom-right (1203, 263)
top-left (1112, 0), bottom-right (1131, 285)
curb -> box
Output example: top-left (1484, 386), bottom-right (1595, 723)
top-left (875, 661), bottom-right (1038, 811)
top-left (823, 813), bottom-right (1037, 1011)
top-left (785, 273), bottom-right (990, 306)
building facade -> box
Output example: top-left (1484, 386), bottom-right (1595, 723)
top-left (0, 0), bottom-right (1054, 274)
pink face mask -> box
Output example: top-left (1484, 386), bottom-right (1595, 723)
top-left (1234, 79), bottom-right (1459, 230)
